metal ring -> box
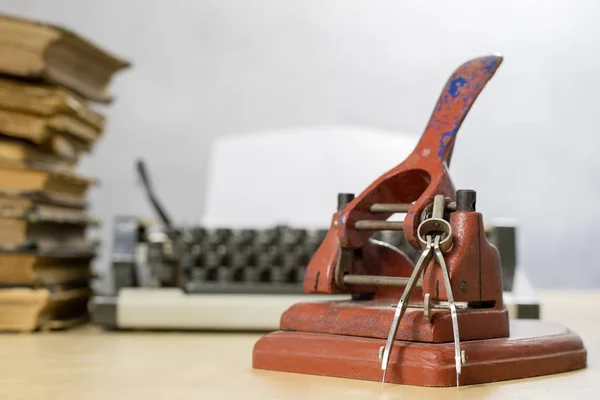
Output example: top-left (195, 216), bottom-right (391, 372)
top-left (417, 218), bottom-right (453, 252)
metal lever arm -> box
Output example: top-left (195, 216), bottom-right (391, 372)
top-left (381, 236), bottom-right (434, 384)
top-left (136, 159), bottom-right (174, 232)
top-left (433, 235), bottom-right (462, 387)
top-left (381, 194), bottom-right (462, 386)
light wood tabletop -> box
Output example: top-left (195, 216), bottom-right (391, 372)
top-left (0, 290), bottom-right (598, 399)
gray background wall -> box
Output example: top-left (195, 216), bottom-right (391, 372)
top-left (3, 0), bottom-right (599, 291)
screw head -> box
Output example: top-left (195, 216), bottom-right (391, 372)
top-left (459, 281), bottom-right (468, 292)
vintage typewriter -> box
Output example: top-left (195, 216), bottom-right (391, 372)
top-left (91, 158), bottom-right (539, 331)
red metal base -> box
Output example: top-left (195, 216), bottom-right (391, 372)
top-left (253, 320), bottom-right (586, 387)
top-left (281, 299), bottom-right (509, 343)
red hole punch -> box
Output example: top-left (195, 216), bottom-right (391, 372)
top-left (252, 55), bottom-right (586, 387)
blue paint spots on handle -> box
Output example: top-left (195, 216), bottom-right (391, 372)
top-left (435, 57), bottom-right (500, 161)
top-left (482, 57), bottom-right (498, 73)
top-left (438, 129), bottom-right (456, 158)
top-left (448, 77), bottom-right (467, 98)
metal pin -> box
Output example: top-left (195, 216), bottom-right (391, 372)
top-left (388, 301), bottom-right (467, 311)
top-left (343, 274), bottom-right (420, 287)
top-left (432, 195), bottom-right (445, 219)
top-left (370, 203), bottom-right (412, 213)
top-left (355, 220), bottom-right (404, 231)
top-left (423, 293), bottom-right (431, 319)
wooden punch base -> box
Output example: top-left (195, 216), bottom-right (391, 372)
top-left (253, 320), bottom-right (586, 387)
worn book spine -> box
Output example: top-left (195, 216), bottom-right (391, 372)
top-left (0, 15), bottom-right (130, 102)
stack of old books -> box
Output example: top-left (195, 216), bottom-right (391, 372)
top-left (0, 14), bottom-right (129, 331)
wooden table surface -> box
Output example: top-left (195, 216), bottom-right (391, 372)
top-left (0, 290), bottom-right (598, 399)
